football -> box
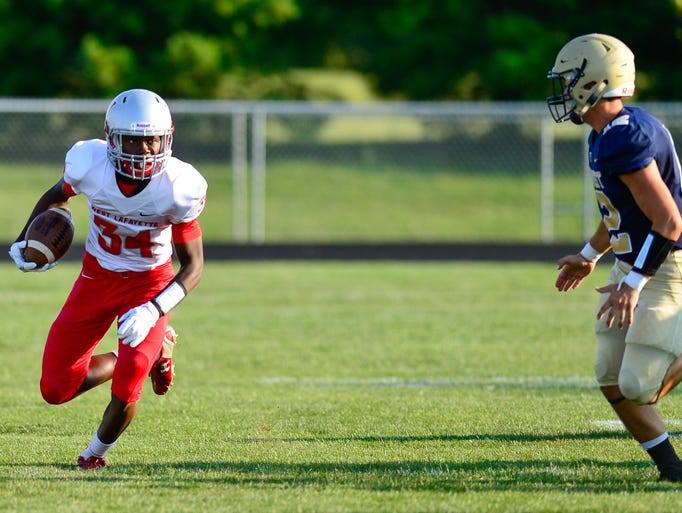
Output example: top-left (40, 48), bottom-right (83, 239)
top-left (24, 207), bottom-right (75, 266)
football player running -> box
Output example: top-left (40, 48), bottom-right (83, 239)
top-left (549, 34), bottom-right (682, 482)
top-left (8, 89), bottom-right (207, 469)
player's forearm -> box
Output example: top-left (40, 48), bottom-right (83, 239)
top-left (588, 221), bottom-right (611, 254)
top-left (173, 260), bottom-right (204, 295)
top-left (171, 237), bottom-right (204, 295)
top-left (649, 214), bottom-right (682, 243)
top-left (17, 180), bottom-right (72, 241)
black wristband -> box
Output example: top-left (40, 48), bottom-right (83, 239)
top-left (150, 298), bottom-right (165, 317)
top-left (632, 230), bottom-right (676, 276)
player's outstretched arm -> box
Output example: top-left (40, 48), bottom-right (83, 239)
top-left (556, 222), bottom-right (610, 292)
top-left (556, 254), bottom-right (597, 292)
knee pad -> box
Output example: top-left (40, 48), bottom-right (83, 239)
top-left (619, 343), bottom-right (674, 405)
top-left (619, 368), bottom-right (659, 405)
top-left (40, 377), bottom-right (71, 405)
top-left (594, 346), bottom-right (620, 386)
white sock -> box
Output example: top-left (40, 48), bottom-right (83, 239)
top-left (641, 431), bottom-right (669, 451)
top-left (80, 432), bottom-right (117, 459)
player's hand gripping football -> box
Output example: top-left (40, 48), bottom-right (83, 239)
top-left (8, 241), bottom-right (57, 272)
top-left (555, 253), bottom-right (596, 292)
top-left (118, 302), bottom-right (160, 347)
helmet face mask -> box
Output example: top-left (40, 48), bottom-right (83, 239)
top-left (547, 61), bottom-right (587, 124)
top-left (546, 34), bottom-right (635, 124)
top-left (104, 89), bottom-right (174, 180)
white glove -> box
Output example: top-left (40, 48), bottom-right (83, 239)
top-left (117, 301), bottom-right (160, 347)
top-left (8, 241), bottom-right (57, 272)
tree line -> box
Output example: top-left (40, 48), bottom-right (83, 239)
top-left (1, 0), bottom-right (679, 101)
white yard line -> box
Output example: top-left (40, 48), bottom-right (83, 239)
top-left (257, 375), bottom-right (596, 389)
top-left (594, 419), bottom-right (682, 431)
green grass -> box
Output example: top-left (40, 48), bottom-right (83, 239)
top-left (1, 260), bottom-right (681, 513)
top-left (0, 162), bottom-right (589, 244)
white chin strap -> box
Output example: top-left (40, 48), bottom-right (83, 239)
top-left (575, 82), bottom-right (608, 120)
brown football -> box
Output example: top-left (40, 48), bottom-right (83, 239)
top-left (24, 207), bottom-right (75, 266)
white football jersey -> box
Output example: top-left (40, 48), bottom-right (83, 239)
top-left (63, 139), bottom-right (207, 272)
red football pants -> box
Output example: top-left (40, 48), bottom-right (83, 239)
top-left (40, 252), bottom-right (175, 404)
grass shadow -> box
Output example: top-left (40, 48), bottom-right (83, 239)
top-left (0, 430), bottom-right (668, 493)
top-left (232, 430), bottom-right (634, 444)
top-left (12, 458), bottom-right (662, 493)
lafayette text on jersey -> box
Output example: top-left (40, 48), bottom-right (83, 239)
top-left (588, 106), bottom-right (682, 266)
top-left (63, 139), bottom-right (207, 272)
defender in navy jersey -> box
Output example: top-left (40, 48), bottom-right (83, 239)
top-left (589, 106), bottom-right (682, 265)
top-left (548, 34), bottom-right (682, 482)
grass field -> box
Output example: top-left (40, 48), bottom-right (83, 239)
top-left (0, 162), bottom-right (590, 244)
top-left (1, 260), bottom-right (681, 513)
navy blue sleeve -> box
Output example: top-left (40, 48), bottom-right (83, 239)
top-left (600, 122), bottom-right (654, 176)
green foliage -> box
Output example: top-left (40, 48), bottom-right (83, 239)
top-left (166, 32), bottom-right (224, 97)
top-left (74, 35), bottom-right (134, 95)
top-left (0, 0), bottom-right (678, 100)
top-left (1, 261), bottom-right (681, 512)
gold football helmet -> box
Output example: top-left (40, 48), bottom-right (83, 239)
top-left (547, 33), bottom-right (635, 124)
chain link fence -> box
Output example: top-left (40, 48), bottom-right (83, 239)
top-left (1, 99), bottom-right (680, 245)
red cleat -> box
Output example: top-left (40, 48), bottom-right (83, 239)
top-left (77, 455), bottom-right (106, 469)
top-left (150, 326), bottom-right (177, 395)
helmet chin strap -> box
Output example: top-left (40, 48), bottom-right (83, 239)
top-left (569, 112), bottom-right (584, 125)
top-left (570, 81), bottom-right (608, 126)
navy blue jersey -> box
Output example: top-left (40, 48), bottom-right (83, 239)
top-left (588, 106), bottom-right (682, 265)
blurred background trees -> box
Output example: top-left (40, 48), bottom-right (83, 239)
top-left (0, 0), bottom-right (679, 101)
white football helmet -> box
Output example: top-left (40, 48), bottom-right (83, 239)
top-left (547, 33), bottom-right (635, 124)
top-left (104, 89), bottom-right (174, 179)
